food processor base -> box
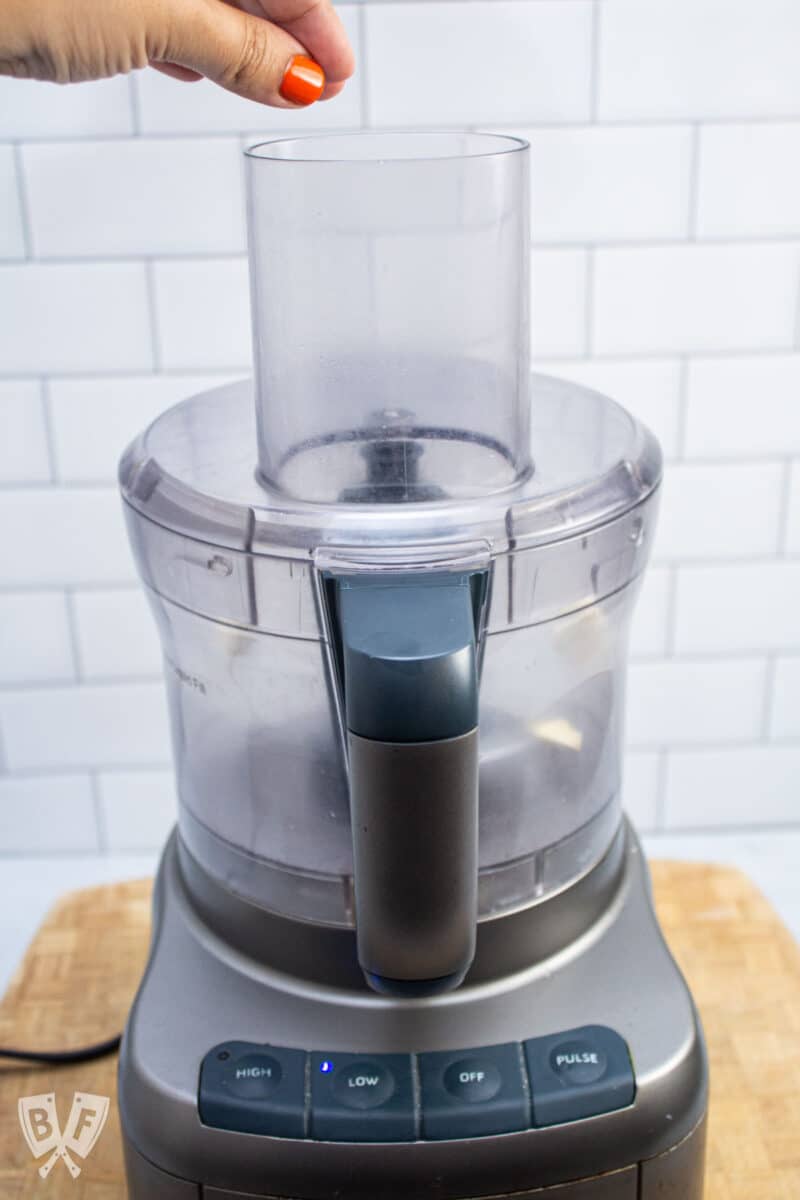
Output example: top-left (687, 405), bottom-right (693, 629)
top-left (119, 823), bottom-right (707, 1200)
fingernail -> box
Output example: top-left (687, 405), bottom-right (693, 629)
top-left (280, 54), bottom-right (325, 106)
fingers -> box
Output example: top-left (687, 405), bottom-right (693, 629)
top-left (159, 0), bottom-right (326, 107)
top-left (152, 62), bottom-right (204, 82)
top-left (257, 0), bottom-right (354, 88)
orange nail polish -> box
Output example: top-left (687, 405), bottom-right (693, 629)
top-left (280, 55), bottom-right (325, 106)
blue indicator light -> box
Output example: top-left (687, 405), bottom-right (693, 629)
top-left (320, 1060), bottom-right (334, 1074)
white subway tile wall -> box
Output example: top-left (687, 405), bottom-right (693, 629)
top-left (152, 258), bottom-right (251, 369)
top-left (97, 771), bottom-right (177, 851)
top-left (685, 356), bottom-right (800, 459)
top-left (787, 463), bottom-right (800, 555)
top-left (366, 2), bottom-right (593, 127)
top-left (622, 753), bottom-right (662, 832)
top-left (531, 249), bottom-right (588, 358)
top-left (0, 77), bottom-right (134, 140)
top-left (0, 262), bottom-right (153, 374)
top-left (23, 138), bottom-right (247, 258)
top-left (49, 373), bottom-right (241, 481)
top-left (72, 589), bottom-right (162, 679)
top-left (592, 244), bottom-right (800, 356)
top-left (0, 775), bottom-right (99, 853)
top-left (0, 593), bottom-right (75, 685)
top-left (0, 381), bottom-right (50, 483)
top-left (598, 0), bottom-right (800, 121)
top-left (0, 146), bottom-right (26, 259)
top-left (653, 462), bottom-right (784, 561)
top-left (696, 123), bottom-right (800, 240)
top-left (1, 0), bottom-right (799, 856)
top-left (0, 682), bottom-right (171, 771)
top-left (524, 125), bottom-right (693, 245)
top-left (771, 658), bottom-right (800, 742)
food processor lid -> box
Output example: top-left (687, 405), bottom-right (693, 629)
top-left (119, 373), bottom-right (661, 560)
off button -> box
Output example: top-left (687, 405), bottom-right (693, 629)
top-left (443, 1058), bottom-right (502, 1103)
top-left (419, 1043), bottom-right (529, 1140)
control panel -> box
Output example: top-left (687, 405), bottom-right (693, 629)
top-left (199, 1026), bottom-right (635, 1143)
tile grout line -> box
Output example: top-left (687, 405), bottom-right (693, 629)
top-left (589, 0), bottom-right (602, 123)
top-left (91, 771), bottom-right (110, 854)
top-left (64, 588), bottom-right (85, 682)
top-left (686, 124), bottom-right (701, 240)
top-left (776, 458), bottom-right (794, 555)
top-left (0, 717), bottom-right (8, 775)
top-left (760, 654), bottom-right (778, 741)
top-left (357, 5), bottom-right (372, 129)
top-left (664, 564), bottom-right (679, 657)
top-left (11, 142), bottom-right (34, 259)
top-left (0, 672), bottom-right (165, 693)
top-left (1, 764), bottom-right (174, 780)
top-left (0, 351), bottom-right (798, 385)
top-left (39, 376), bottom-right (60, 484)
top-left (144, 259), bottom-right (163, 371)
top-left (654, 749), bottom-right (669, 831)
top-left (129, 74), bottom-right (143, 136)
top-left (583, 248), bottom-right (595, 357)
top-left (626, 736), bottom-right (800, 754)
top-left (3, 233), bottom-right (800, 267)
top-left (6, 115), bottom-right (800, 150)
top-left (675, 356), bottom-right (690, 459)
top-left (644, 820), bottom-right (800, 838)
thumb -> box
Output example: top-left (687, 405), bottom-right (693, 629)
top-left (159, 0), bottom-right (326, 107)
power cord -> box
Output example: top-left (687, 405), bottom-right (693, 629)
top-left (0, 1035), bottom-right (122, 1064)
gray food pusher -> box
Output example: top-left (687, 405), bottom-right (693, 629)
top-left (118, 132), bottom-right (707, 1199)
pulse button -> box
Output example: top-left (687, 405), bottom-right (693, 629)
top-left (310, 1053), bottom-right (415, 1141)
top-left (525, 1025), bottom-right (635, 1127)
top-left (550, 1040), bottom-right (607, 1085)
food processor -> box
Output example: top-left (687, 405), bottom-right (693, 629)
top-left (118, 132), bottom-right (707, 1199)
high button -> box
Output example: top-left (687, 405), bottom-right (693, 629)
top-left (199, 1042), bottom-right (307, 1137)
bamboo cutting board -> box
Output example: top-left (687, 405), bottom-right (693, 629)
top-left (0, 863), bottom-right (799, 1198)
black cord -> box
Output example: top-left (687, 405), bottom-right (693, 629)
top-left (0, 1034), bottom-right (122, 1064)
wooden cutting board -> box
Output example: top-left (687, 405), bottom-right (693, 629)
top-left (0, 863), bottom-right (799, 1198)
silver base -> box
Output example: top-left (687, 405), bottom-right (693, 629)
top-left (120, 823), bottom-right (707, 1198)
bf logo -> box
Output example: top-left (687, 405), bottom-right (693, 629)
top-left (18, 1092), bottom-right (110, 1179)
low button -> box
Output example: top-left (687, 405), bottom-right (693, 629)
top-left (443, 1059), bottom-right (502, 1104)
top-left (332, 1060), bottom-right (395, 1110)
top-left (310, 1052), bottom-right (415, 1142)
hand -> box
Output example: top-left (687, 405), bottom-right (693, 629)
top-left (0, 0), bottom-right (355, 107)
